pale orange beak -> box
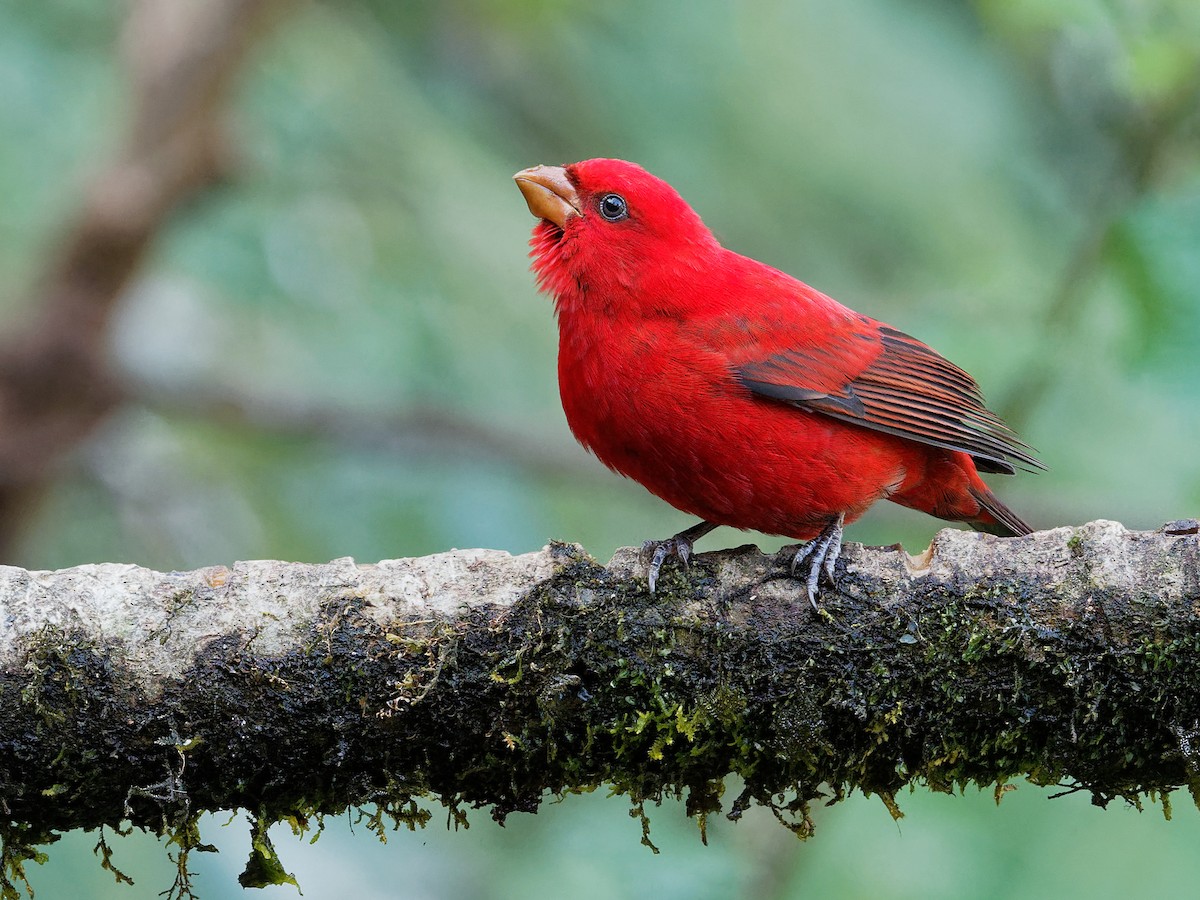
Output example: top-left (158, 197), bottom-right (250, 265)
top-left (514, 165), bottom-right (581, 228)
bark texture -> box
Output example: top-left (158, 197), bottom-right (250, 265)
top-left (0, 519), bottom-right (1198, 884)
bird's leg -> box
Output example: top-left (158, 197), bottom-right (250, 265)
top-left (790, 513), bottom-right (845, 610)
top-left (643, 520), bottom-right (718, 593)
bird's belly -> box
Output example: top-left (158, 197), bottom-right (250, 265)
top-left (562, 361), bottom-right (908, 540)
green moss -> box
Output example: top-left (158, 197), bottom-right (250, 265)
top-left (238, 813), bottom-right (298, 890)
top-left (0, 825), bottom-right (54, 900)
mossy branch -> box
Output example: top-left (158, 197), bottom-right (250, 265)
top-left (0, 519), bottom-right (1198, 889)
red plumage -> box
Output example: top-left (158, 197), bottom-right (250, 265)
top-left (514, 158), bottom-right (1041, 601)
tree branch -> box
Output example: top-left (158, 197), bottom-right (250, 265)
top-left (1, 518), bottom-right (1199, 882)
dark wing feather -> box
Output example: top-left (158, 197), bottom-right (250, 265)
top-left (736, 325), bottom-right (1044, 474)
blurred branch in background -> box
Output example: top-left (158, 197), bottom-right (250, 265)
top-left (1001, 71), bottom-right (1200, 427)
top-left (990, 1), bottom-right (1200, 427)
top-left (0, 0), bottom-right (288, 560)
top-left (133, 380), bottom-right (596, 481)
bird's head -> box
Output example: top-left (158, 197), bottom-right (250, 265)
top-left (514, 158), bottom-right (719, 315)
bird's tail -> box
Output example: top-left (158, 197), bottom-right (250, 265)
top-left (968, 483), bottom-right (1033, 537)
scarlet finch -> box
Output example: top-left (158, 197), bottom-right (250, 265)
top-left (514, 158), bottom-right (1041, 604)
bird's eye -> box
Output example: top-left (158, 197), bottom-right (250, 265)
top-left (598, 193), bottom-right (628, 221)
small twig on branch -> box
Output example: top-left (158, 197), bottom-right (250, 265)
top-left (0, 519), bottom-right (1197, 890)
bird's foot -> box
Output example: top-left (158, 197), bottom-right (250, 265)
top-left (642, 520), bottom-right (717, 594)
top-left (790, 513), bottom-right (845, 610)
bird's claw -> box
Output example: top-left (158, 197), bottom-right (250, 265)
top-left (644, 537), bottom-right (691, 594)
top-left (790, 513), bottom-right (845, 610)
top-left (642, 520), bottom-right (717, 594)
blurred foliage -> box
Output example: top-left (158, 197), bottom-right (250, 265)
top-left (1, 0), bottom-right (1198, 896)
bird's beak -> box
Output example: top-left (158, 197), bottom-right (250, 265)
top-left (514, 165), bottom-right (581, 228)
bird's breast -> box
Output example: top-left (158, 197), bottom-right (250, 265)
top-left (557, 313), bottom-right (718, 464)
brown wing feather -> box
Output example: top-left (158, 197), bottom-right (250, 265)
top-left (736, 325), bottom-right (1044, 474)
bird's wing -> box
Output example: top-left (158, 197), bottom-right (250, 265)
top-left (734, 323), bottom-right (1043, 475)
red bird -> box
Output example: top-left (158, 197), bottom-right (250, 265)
top-left (514, 158), bottom-right (1041, 605)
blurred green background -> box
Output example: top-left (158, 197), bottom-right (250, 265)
top-left (2, 0), bottom-right (1199, 897)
